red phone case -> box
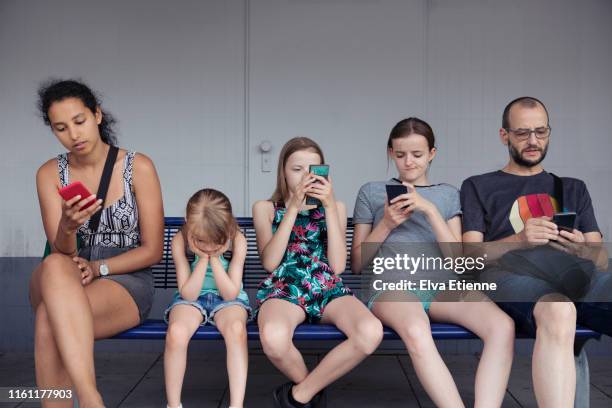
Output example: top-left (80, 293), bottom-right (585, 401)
top-left (58, 181), bottom-right (95, 209)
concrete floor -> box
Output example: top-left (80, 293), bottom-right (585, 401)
top-left (1, 350), bottom-right (612, 407)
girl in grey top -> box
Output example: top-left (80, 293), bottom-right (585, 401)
top-left (351, 117), bottom-right (514, 407)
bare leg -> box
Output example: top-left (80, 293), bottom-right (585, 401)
top-left (32, 254), bottom-right (141, 408)
top-left (258, 299), bottom-right (309, 383)
top-left (164, 304), bottom-right (204, 408)
top-left (292, 296), bottom-right (383, 404)
top-left (428, 297), bottom-right (515, 408)
top-left (34, 302), bottom-right (74, 408)
top-left (37, 253), bottom-right (100, 406)
top-left (532, 295), bottom-right (576, 408)
top-left (213, 306), bottom-right (249, 408)
top-left (29, 263), bottom-right (45, 310)
top-left (372, 298), bottom-right (464, 408)
top-left (31, 263), bottom-right (73, 408)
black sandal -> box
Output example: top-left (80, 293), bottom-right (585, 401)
top-left (272, 382), bottom-right (293, 408)
top-left (273, 382), bottom-right (315, 408)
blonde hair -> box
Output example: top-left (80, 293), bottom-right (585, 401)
top-left (270, 137), bottom-right (325, 203)
top-left (183, 188), bottom-right (238, 246)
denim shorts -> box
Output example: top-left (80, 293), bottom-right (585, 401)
top-left (164, 292), bottom-right (252, 326)
top-left (367, 289), bottom-right (438, 313)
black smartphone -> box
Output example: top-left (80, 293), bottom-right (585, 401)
top-left (385, 184), bottom-right (411, 205)
top-left (553, 212), bottom-right (576, 232)
top-left (306, 164), bottom-right (329, 206)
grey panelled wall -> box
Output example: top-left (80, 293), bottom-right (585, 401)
top-left (423, 0), bottom-right (612, 232)
top-left (1, 0), bottom-right (611, 256)
top-left (247, 0), bottom-right (427, 206)
top-left (0, 0), bottom-right (247, 257)
top-left (247, 0), bottom-right (612, 239)
top-left (1, 0), bottom-right (611, 351)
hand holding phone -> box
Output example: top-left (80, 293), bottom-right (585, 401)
top-left (57, 181), bottom-right (102, 233)
top-left (306, 164), bottom-right (330, 206)
top-left (382, 183), bottom-right (415, 229)
top-left (59, 181), bottom-right (96, 210)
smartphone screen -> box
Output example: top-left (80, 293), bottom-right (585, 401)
top-left (306, 164), bottom-right (329, 205)
top-left (385, 184), bottom-right (409, 205)
top-left (309, 164), bottom-right (329, 179)
top-left (553, 212), bottom-right (577, 232)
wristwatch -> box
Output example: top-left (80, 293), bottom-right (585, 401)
top-left (99, 261), bottom-right (110, 277)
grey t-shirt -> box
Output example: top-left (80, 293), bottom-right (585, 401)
top-left (353, 179), bottom-right (462, 283)
top-left (353, 179), bottom-right (462, 242)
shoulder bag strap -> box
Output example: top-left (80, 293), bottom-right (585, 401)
top-left (90, 146), bottom-right (119, 233)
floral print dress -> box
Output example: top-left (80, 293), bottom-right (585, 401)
top-left (255, 202), bottom-right (353, 322)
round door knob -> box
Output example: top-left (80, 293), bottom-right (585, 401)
top-left (259, 141), bottom-right (272, 153)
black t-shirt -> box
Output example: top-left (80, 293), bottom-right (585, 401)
top-left (460, 170), bottom-right (600, 242)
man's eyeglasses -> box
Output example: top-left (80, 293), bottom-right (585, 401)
top-left (505, 126), bottom-right (551, 140)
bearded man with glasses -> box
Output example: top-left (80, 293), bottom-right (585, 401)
top-left (460, 96), bottom-right (610, 408)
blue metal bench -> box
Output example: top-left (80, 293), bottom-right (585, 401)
top-left (113, 217), bottom-right (601, 342)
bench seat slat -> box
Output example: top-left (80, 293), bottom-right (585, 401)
top-left (113, 320), bottom-right (600, 341)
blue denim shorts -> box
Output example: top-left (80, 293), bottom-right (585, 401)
top-left (367, 289), bottom-right (438, 312)
top-left (164, 292), bottom-right (252, 326)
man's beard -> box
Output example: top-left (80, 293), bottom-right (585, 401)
top-left (508, 142), bottom-right (548, 167)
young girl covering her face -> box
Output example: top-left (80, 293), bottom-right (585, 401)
top-left (164, 189), bottom-right (251, 408)
top-left (252, 137), bottom-right (383, 408)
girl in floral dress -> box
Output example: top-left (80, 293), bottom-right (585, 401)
top-left (252, 137), bottom-right (383, 408)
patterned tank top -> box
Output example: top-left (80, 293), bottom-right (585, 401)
top-left (57, 151), bottom-right (140, 248)
top-left (271, 202), bottom-right (330, 268)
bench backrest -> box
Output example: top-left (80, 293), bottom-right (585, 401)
top-left (153, 217), bottom-right (363, 290)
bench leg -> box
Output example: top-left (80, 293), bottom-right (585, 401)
top-left (574, 348), bottom-right (589, 408)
